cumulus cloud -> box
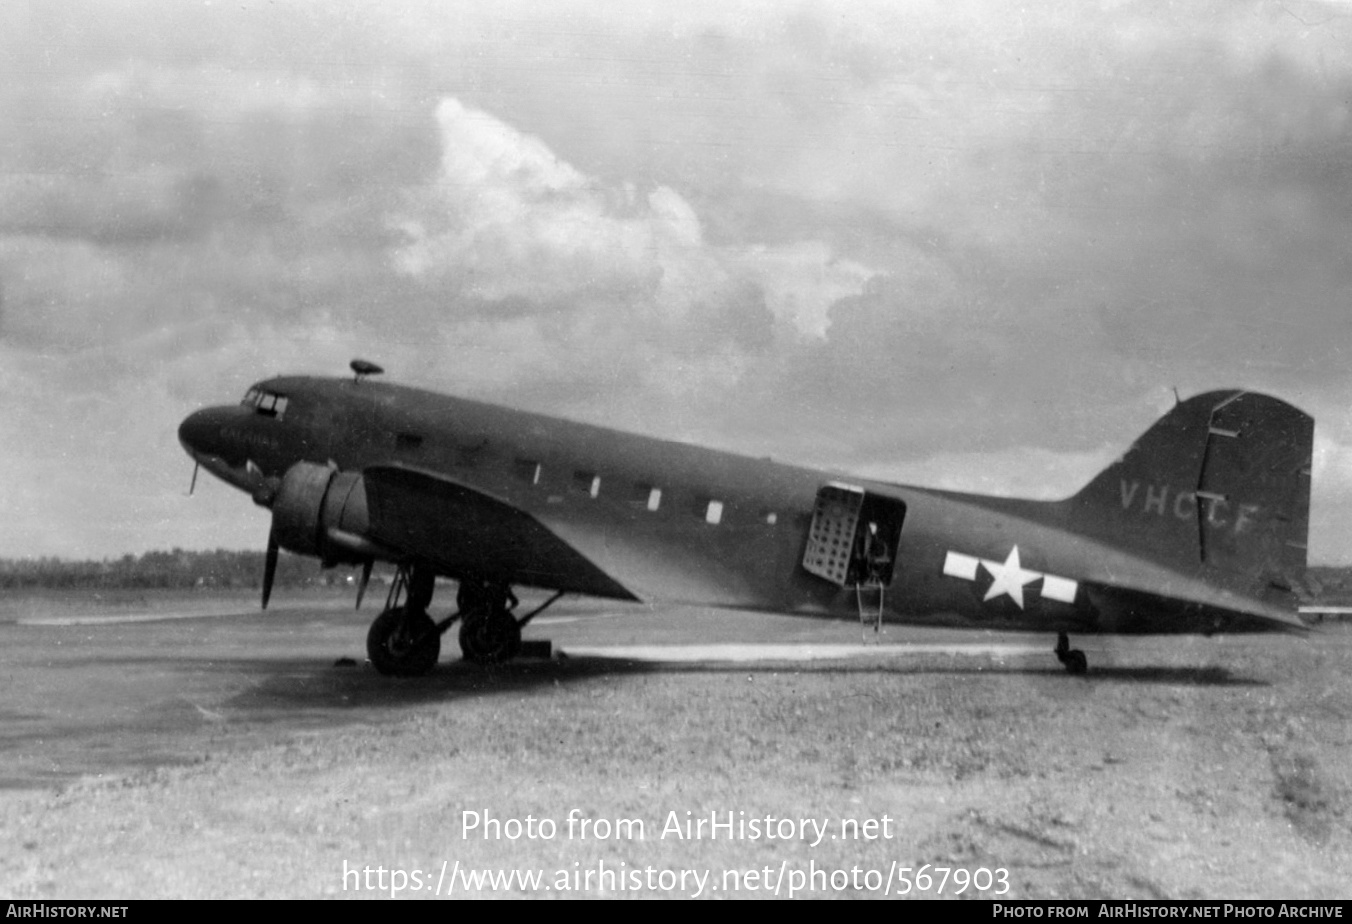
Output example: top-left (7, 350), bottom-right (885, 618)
top-left (392, 99), bottom-right (671, 303)
top-left (393, 97), bottom-right (876, 333)
top-left (388, 96), bottom-right (880, 412)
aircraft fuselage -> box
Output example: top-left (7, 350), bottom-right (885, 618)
top-left (179, 374), bottom-right (1311, 641)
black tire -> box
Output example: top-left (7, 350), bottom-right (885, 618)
top-left (1065, 649), bottom-right (1088, 676)
top-left (458, 609), bottom-right (522, 665)
top-left (367, 606), bottom-right (441, 677)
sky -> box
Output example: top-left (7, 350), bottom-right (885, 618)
top-left (2, 0), bottom-right (1352, 562)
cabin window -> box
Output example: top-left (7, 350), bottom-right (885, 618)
top-left (396, 432), bottom-right (424, 450)
top-left (514, 458), bottom-right (542, 485)
top-left (630, 482), bottom-right (662, 511)
top-left (692, 495), bottom-right (724, 524)
top-left (573, 470), bottom-right (601, 498)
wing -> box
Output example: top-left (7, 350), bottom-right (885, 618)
top-left (361, 464), bottom-right (638, 601)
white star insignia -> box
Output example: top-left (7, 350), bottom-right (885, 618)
top-left (981, 546), bottom-right (1038, 608)
top-left (942, 545), bottom-right (1080, 609)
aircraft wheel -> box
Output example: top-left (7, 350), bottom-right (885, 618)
top-left (1064, 649), bottom-right (1088, 675)
top-left (459, 609), bottom-right (522, 665)
top-left (367, 606), bottom-right (441, 677)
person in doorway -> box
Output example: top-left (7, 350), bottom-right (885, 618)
top-left (859, 521), bottom-right (891, 584)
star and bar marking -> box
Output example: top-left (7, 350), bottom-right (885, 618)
top-left (942, 545), bottom-right (1078, 608)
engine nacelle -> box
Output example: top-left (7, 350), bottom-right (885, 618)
top-left (270, 462), bottom-right (373, 563)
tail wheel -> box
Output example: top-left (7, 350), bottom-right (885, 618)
top-left (1054, 632), bottom-right (1089, 675)
top-left (1064, 649), bottom-right (1088, 675)
top-left (367, 606), bottom-right (441, 676)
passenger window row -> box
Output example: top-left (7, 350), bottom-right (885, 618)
top-left (513, 457), bottom-right (777, 526)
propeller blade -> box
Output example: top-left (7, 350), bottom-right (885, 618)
top-left (262, 531), bottom-right (279, 610)
top-left (188, 462), bottom-right (199, 496)
top-left (355, 559), bottom-right (373, 610)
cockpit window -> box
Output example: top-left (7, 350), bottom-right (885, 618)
top-left (241, 387), bottom-right (289, 419)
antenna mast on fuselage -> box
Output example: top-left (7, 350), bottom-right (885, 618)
top-left (351, 359), bottom-right (385, 383)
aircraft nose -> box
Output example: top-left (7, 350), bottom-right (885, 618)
top-left (178, 406), bottom-right (238, 461)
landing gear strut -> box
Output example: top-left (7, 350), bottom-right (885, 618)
top-left (365, 566), bottom-right (562, 674)
top-left (1055, 632), bottom-right (1088, 675)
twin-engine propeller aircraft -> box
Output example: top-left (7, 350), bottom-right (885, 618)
top-left (178, 360), bottom-right (1312, 676)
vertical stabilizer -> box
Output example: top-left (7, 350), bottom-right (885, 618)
top-left (1064, 391), bottom-right (1312, 594)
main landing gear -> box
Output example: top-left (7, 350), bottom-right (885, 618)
top-left (1055, 632), bottom-right (1088, 675)
top-left (366, 605), bottom-right (440, 677)
top-left (365, 564), bottom-right (560, 676)
top-left (366, 565), bottom-right (441, 677)
top-left (455, 579), bottom-right (522, 665)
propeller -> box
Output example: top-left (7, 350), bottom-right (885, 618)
top-left (262, 530), bottom-right (279, 610)
top-left (355, 559), bottom-right (373, 610)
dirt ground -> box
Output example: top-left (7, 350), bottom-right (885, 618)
top-left (0, 590), bottom-right (1348, 899)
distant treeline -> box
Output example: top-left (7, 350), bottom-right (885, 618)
top-left (1306, 566), bottom-right (1352, 605)
top-left (3, 550), bottom-right (1352, 600)
top-left (0, 549), bottom-right (380, 591)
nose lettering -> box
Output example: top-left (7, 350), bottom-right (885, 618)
top-left (221, 425), bottom-right (280, 453)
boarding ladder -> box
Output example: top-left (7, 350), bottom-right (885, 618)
top-left (854, 578), bottom-right (885, 641)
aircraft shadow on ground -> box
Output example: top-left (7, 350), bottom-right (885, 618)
top-left (1071, 664), bottom-right (1267, 686)
top-left (219, 653), bottom-right (1266, 717)
top-left (553, 658), bottom-right (1268, 687)
top-left (0, 654), bottom-right (1264, 792)
top-left (29, 652), bottom-right (1268, 726)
